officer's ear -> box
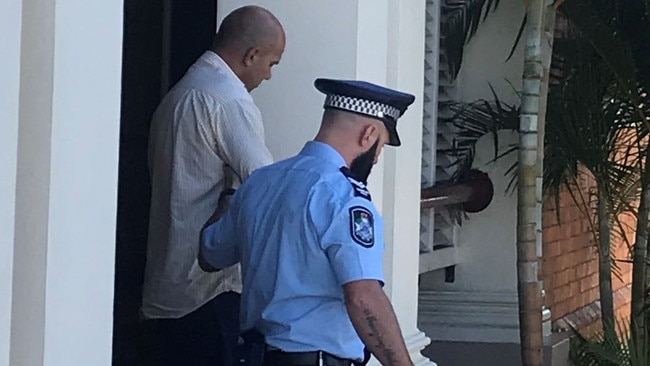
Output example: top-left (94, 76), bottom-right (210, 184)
top-left (359, 123), bottom-right (379, 150)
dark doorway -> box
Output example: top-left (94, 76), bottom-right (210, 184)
top-left (114, 1), bottom-right (217, 365)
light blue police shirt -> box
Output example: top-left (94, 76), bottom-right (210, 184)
top-left (201, 141), bottom-right (385, 360)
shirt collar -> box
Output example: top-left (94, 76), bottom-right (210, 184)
top-left (300, 141), bottom-right (347, 168)
top-left (199, 51), bottom-right (246, 89)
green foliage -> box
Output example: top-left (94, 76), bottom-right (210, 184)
top-left (442, 0), bottom-right (501, 79)
top-left (447, 24), bottom-right (645, 338)
top-left (438, 0), bottom-right (650, 362)
top-left (445, 85), bottom-right (519, 181)
top-left (570, 319), bottom-right (650, 366)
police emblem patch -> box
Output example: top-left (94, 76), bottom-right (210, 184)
top-left (349, 206), bottom-right (374, 247)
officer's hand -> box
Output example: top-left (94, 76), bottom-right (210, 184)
top-left (205, 189), bottom-right (234, 227)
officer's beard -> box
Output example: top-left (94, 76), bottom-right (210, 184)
top-left (350, 140), bottom-right (379, 184)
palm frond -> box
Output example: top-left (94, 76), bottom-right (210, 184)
top-left (556, 0), bottom-right (638, 99)
top-left (505, 14), bottom-right (527, 62)
top-left (571, 317), bottom-right (650, 366)
top-left (442, 0), bottom-right (501, 79)
top-left (444, 86), bottom-right (519, 183)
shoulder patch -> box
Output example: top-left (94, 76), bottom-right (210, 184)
top-left (349, 206), bottom-right (374, 248)
top-left (339, 167), bottom-right (372, 201)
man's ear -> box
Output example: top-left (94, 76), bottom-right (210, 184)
top-left (243, 47), bottom-right (260, 67)
top-left (359, 124), bottom-right (378, 149)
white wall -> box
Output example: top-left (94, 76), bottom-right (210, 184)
top-left (217, 0), bottom-right (392, 209)
top-left (456, 1), bottom-right (525, 105)
top-left (11, 0), bottom-right (56, 361)
top-left (9, 0), bottom-right (123, 364)
top-left (0, 1), bottom-right (21, 365)
top-left (218, 0), bottom-right (360, 162)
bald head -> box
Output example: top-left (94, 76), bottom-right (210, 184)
top-left (211, 6), bottom-right (286, 91)
top-left (212, 6), bottom-right (284, 55)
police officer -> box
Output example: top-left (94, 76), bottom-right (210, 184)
top-left (200, 78), bottom-right (416, 366)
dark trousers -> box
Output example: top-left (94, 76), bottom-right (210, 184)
top-left (150, 291), bottom-right (241, 366)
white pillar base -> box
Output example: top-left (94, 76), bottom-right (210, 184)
top-left (406, 330), bottom-right (437, 366)
top-left (367, 330), bottom-right (436, 366)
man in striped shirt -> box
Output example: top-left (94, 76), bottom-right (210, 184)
top-left (142, 5), bottom-right (285, 366)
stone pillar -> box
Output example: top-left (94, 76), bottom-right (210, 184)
top-left (381, 1), bottom-right (435, 365)
top-left (0, 1), bottom-right (22, 365)
top-left (9, 0), bottom-right (123, 364)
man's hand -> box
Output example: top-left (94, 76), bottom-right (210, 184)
top-left (198, 190), bottom-right (234, 272)
top-left (344, 280), bottom-right (414, 366)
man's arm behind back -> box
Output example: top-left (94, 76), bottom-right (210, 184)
top-left (344, 279), bottom-right (414, 366)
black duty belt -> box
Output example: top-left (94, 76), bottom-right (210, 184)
top-left (264, 350), bottom-right (355, 366)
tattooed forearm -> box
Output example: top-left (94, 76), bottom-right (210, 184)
top-left (344, 280), bottom-right (413, 366)
top-left (363, 309), bottom-right (398, 366)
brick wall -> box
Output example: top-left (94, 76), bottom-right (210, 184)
top-left (541, 175), bottom-right (633, 335)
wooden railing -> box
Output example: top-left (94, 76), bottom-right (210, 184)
top-left (418, 169), bottom-right (494, 275)
top-left (420, 169), bottom-right (494, 212)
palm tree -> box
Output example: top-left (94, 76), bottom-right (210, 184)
top-left (516, 2), bottom-right (553, 364)
top-left (571, 319), bottom-right (650, 366)
top-left (444, 0), bottom-right (650, 361)
top-left (546, 33), bottom-right (644, 339)
top-left (556, 0), bottom-right (650, 342)
top-left (439, 1), bottom-right (554, 364)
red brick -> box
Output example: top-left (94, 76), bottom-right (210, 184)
top-left (569, 281), bottom-right (580, 297)
top-left (570, 220), bottom-right (586, 237)
top-left (554, 300), bottom-right (570, 319)
top-left (579, 276), bottom-right (598, 292)
top-left (543, 259), bottom-right (557, 276)
top-left (558, 284), bottom-right (573, 302)
top-left (574, 247), bottom-right (595, 264)
top-left (574, 262), bottom-right (590, 279)
top-left (545, 240), bottom-right (562, 258)
top-left (559, 207), bottom-right (573, 222)
top-left (543, 182), bottom-right (633, 329)
top-left (543, 209), bottom-right (561, 226)
top-left (587, 261), bottom-right (599, 275)
top-left (555, 269), bottom-right (570, 286)
top-left (544, 225), bottom-right (564, 243)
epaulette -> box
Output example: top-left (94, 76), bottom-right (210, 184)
top-left (339, 167), bottom-right (372, 201)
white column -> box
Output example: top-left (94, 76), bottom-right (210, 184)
top-left (381, 1), bottom-right (434, 365)
top-left (0, 1), bottom-right (22, 365)
top-left (9, 0), bottom-right (123, 364)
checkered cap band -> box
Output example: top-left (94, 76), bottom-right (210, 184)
top-left (324, 94), bottom-right (401, 120)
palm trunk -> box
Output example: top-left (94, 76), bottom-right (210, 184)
top-left (631, 152), bottom-right (650, 340)
top-left (617, 0), bottom-right (650, 348)
top-left (597, 187), bottom-right (615, 339)
top-left (537, 0), bottom-right (556, 325)
top-left (517, 0), bottom-right (547, 365)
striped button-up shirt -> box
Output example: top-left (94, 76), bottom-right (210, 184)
top-left (142, 51), bottom-right (273, 319)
